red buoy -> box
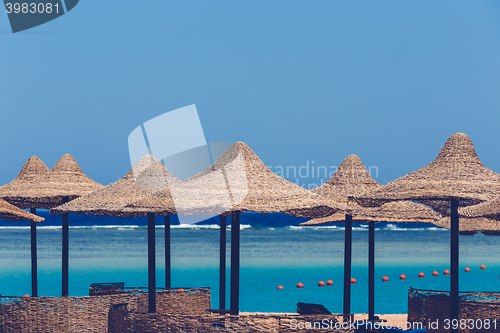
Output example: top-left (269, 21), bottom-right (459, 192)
top-left (444, 270), bottom-right (450, 275)
top-left (418, 272), bottom-right (425, 278)
top-left (23, 295), bottom-right (30, 298)
top-left (326, 280), bottom-right (333, 286)
top-left (481, 265), bottom-right (486, 270)
top-left (351, 278), bottom-right (357, 284)
top-left (465, 267), bottom-right (470, 272)
top-left (432, 271), bottom-right (438, 276)
top-left (277, 285), bottom-right (284, 290)
top-left (178, 289), bottom-right (185, 292)
top-left (297, 282), bottom-right (304, 288)
top-left (400, 275), bottom-right (406, 280)
top-left (382, 276), bottom-right (389, 282)
top-left (318, 281), bottom-right (325, 287)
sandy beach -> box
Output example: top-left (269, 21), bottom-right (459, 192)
top-left (354, 314), bottom-right (408, 327)
top-left (241, 312), bottom-right (408, 324)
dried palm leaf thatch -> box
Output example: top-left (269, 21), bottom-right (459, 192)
top-left (51, 155), bottom-right (177, 217)
top-left (1, 154), bottom-right (103, 209)
top-left (459, 197), bottom-right (500, 221)
top-left (303, 155), bottom-right (440, 225)
top-left (434, 216), bottom-right (500, 232)
top-left (0, 156), bottom-right (49, 196)
top-left (0, 198), bottom-right (44, 222)
top-left (352, 133), bottom-right (500, 215)
top-left (301, 201), bottom-right (441, 225)
top-left (312, 154), bottom-right (379, 203)
top-left (128, 142), bottom-right (349, 219)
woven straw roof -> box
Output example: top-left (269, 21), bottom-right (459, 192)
top-left (353, 133), bottom-right (500, 215)
top-left (312, 154), bottom-right (380, 203)
top-left (0, 156), bottom-right (49, 195)
top-left (434, 216), bottom-right (500, 232)
top-left (301, 201), bottom-right (441, 226)
top-left (0, 198), bottom-right (44, 222)
top-left (128, 142), bottom-right (348, 218)
top-left (51, 155), bottom-right (177, 217)
top-left (1, 154), bottom-right (103, 209)
top-left (459, 198), bottom-right (500, 221)
top-left (302, 155), bottom-right (440, 226)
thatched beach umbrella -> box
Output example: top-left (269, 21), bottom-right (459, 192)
top-left (459, 199), bottom-right (500, 235)
top-left (2, 154), bottom-right (103, 297)
top-left (51, 155), bottom-right (177, 217)
top-left (434, 216), bottom-right (500, 234)
top-left (0, 156), bottom-right (49, 195)
top-left (301, 200), bottom-right (440, 225)
top-left (0, 197), bottom-right (45, 281)
top-left (0, 197), bottom-right (44, 289)
top-left (132, 142), bottom-right (348, 315)
top-left (305, 155), bottom-right (440, 319)
top-left (146, 142), bottom-right (341, 217)
top-left (352, 133), bottom-right (500, 331)
top-left (0, 198), bottom-right (44, 222)
top-left (1, 154), bottom-right (103, 208)
top-left (0, 156), bottom-right (49, 297)
top-left (52, 155), bottom-right (177, 313)
top-left (460, 197), bottom-right (500, 221)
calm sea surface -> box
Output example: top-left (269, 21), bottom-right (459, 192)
top-left (0, 211), bottom-right (499, 314)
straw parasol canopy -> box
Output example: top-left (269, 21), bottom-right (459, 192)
top-left (0, 198), bottom-right (44, 222)
top-left (460, 198), bottom-right (500, 221)
top-left (129, 142), bottom-right (348, 218)
top-left (350, 133), bottom-right (500, 330)
top-left (434, 216), bottom-right (500, 232)
top-left (1, 154), bottom-right (104, 209)
top-left (301, 201), bottom-right (440, 225)
top-left (302, 155), bottom-right (440, 226)
top-left (0, 156), bottom-right (49, 196)
top-left (353, 133), bottom-right (500, 215)
top-left (303, 154), bottom-right (440, 320)
top-left (51, 155), bottom-right (177, 217)
top-left (313, 154), bottom-right (380, 203)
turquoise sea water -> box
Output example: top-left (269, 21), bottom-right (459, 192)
top-left (0, 211), bottom-right (499, 314)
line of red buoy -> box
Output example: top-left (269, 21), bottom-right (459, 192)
top-left (277, 265), bottom-right (488, 289)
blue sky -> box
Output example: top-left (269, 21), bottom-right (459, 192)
top-left (1, 0), bottom-right (500, 188)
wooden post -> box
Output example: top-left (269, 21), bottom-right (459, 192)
top-left (30, 207), bottom-right (37, 297)
top-left (343, 214), bottom-right (352, 317)
top-left (368, 221), bottom-right (375, 321)
top-left (62, 196), bottom-right (69, 297)
top-left (450, 198), bottom-right (459, 333)
top-left (148, 213), bottom-right (156, 313)
top-left (230, 211), bottom-right (240, 315)
top-left (220, 215), bottom-right (227, 310)
top-left (165, 214), bottom-right (171, 290)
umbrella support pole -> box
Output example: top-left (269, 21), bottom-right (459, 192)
top-left (30, 208), bottom-right (37, 297)
top-left (220, 215), bottom-right (227, 310)
top-left (165, 215), bottom-right (170, 290)
top-left (343, 214), bottom-right (352, 317)
top-left (148, 213), bottom-right (156, 313)
top-left (230, 211), bottom-right (240, 315)
top-left (368, 221), bottom-right (375, 321)
top-left (451, 198), bottom-right (459, 333)
top-left (62, 212), bottom-right (69, 297)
